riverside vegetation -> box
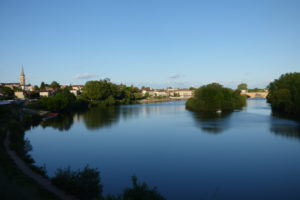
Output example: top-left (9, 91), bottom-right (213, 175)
top-left (1, 73), bottom-right (299, 199)
top-left (0, 103), bottom-right (166, 200)
top-left (28, 79), bottom-right (145, 113)
top-left (267, 72), bottom-right (300, 120)
top-left (186, 83), bottom-right (246, 113)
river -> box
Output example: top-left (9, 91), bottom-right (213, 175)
top-left (26, 99), bottom-right (300, 200)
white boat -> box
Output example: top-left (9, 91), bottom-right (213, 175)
top-left (216, 109), bottom-right (222, 114)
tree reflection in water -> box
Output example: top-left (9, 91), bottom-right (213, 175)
top-left (82, 106), bottom-right (120, 130)
top-left (270, 117), bottom-right (300, 139)
top-left (41, 114), bottom-right (74, 131)
top-left (190, 111), bottom-right (233, 134)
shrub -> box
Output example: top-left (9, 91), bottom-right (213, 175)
top-left (186, 83), bottom-right (246, 112)
top-left (267, 72), bottom-right (300, 119)
top-left (51, 166), bottom-right (103, 200)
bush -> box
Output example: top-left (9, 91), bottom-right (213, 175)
top-left (186, 83), bottom-right (246, 112)
top-left (51, 166), bottom-right (103, 200)
top-left (122, 176), bottom-right (166, 200)
top-left (103, 176), bottom-right (166, 200)
top-left (267, 72), bottom-right (300, 119)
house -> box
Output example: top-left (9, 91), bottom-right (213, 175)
top-left (72, 85), bottom-right (84, 91)
top-left (176, 89), bottom-right (193, 98)
top-left (2, 83), bottom-right (20, 90)
top-left (14, 91), bottom-right (25, 99)
top-left (70, 90), bottom-right (80, 96)
top-left (39, 91), bottom-right (51, 97)
top-left (153, 89), bottom-right (169, 97)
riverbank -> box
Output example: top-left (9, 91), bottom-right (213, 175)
top-left (0, 107), bottom-right (58, 199)
top-left (4, 130), bottom-right (77, 200)
top-left (138, 97), bottom-right (189, 104)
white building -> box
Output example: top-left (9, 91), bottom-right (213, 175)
top-left (14, 91), bottom-right (25, 99)
top-left (39, 91), bottom-right (51, 97)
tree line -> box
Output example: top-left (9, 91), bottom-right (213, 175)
top-left (267, 72), bottom-right (300, 120)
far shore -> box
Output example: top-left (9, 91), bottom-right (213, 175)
top-left (138, 97), bottom-right (189, 104)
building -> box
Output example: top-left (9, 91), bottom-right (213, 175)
top-left (72, 85), bottom-right (84, 91)
top-left (14, 91), bottom-right (25, 99)
top-left (39, 91), bottom-right (52, 97)
top-left (20, 66), bottom-right (25, 90)
top-left (1, 83), bottom-right (20, 89)
top-left (70, 89), bottom-right (80, 96)
top-left (176, 89), bottom-right (193, 98)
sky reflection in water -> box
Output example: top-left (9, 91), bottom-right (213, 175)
top-left (27, 100), bottom-right (300, 200)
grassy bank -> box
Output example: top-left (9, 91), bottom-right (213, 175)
top-left (0, 105), bottom-right (58, 200)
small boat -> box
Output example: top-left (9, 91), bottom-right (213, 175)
top-left (42, 113), bottom-right (59, 121)
top-left (216, 109), bottom-right (222, 114)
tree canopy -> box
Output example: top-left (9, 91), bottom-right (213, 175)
top-left (267, 72), bottom-right (300, 119)
top-left (186, 83), bottom-right (246, 112)
top-left (0, 87), bottom-right (14, 99)
top-left (82, 80), bottom-right (142, 105)
top-left (50, 81), bottom-right (60, 90)
top-left (237, 83), bottom-right (247, 90)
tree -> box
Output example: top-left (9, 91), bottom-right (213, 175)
top-left (2, 87), bottom-right (14, 99)
top-left (186, 83), bottom-right (246, 112)
top-left (82, 81), bottom-right (109, 101)
top-left (40, 82), bottom-right (46, 90)
top-left (51, 166), bottom-right (103, 200)
top-left (267, 72), bottom-right (300, 119)
top-left (82, 80), bottom-right (141, 104)
top-left (39, 89), bottom-right (76, 112)
top-left (33, 85), bottom-right (39, 91)
top-left (122, 176), bottom-right (166, 200)
top-left (50, 81), bottom-right (60, 90)
top-left (237, 83), bottom-right (247, 90)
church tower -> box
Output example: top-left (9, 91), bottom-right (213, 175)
top-left (20, 66), bottom-right (25, 90)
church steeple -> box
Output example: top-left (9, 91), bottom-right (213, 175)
top-left (20, 66), bottom-right (25, 76)
top-left (20, 65), bottom-right (25, 89)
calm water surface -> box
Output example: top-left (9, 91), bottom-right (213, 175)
top-left (26, 99), bottom-right (300, 200)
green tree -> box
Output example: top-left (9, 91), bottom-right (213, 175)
top-left (186, 83), bottom-right (246, 112)
top-left (237, 83), bottom-right (247, 90)
top-left (82, 80), bottom-right (141, 104)
top-left (40, 82), bottom-right (46, 90)
top-left (2, 87), bottom-right (14, 99)
top-left (267, 72), bottom-right (300, 119)
top-left (82, 80), bottom-right (110, 101)
top-left (122, 176), bottom-right (166, 200)
top-left (50, 81), bottom-right (60, 90)
top-left (39, 89), bottom-right (76, 112)
top-left (51, 166), bottom-right (103, 200)
top-left (33, 85), bottom-right (39, 91)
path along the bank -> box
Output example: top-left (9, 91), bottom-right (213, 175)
top-left (4, 132), bottom-right (78, 200)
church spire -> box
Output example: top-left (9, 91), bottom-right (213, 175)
top-left (20, 65), bottom-right (26, 89)
top-left (20, 65), bottom-right (25, 76)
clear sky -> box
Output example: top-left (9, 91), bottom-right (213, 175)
top-left (0, 0), bottom-right (299, 89)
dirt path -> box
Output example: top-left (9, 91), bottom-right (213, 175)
top-left (4, 132), bottom-right (78, 200)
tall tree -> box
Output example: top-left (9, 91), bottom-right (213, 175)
top-left (267, 72), bottom-right (300, 119)
top-left (50, 81), bottom-right (60, 90)
top-left (237, 83), bottom-right (248, 90)
top-left (40, 82), bottom-right (46, 90)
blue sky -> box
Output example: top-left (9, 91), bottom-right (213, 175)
top-left (0, 0), bottom-right (299, 89)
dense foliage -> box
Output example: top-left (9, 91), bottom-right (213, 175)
top-left (0, 86), bottom-right (14, 100)
top-left (121, 176), bottom-right (166, 200)
top-left (29, 89), bottom-right (88, 112)
top-left (103, 176), bottom-right (166, 200)
top-left (267, 73), bottom-right (300, 119)
top-left (51, 166), bottom-right (102, 200)
top-left (186, 83), bottom-right (246, 112)
top-left (237, 83), bottom-right (247, 90)
top-left (82, 80), bottom-right (143, 105)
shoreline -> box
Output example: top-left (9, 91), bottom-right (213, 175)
top-left (138, 97), bottom-right (189, 104)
